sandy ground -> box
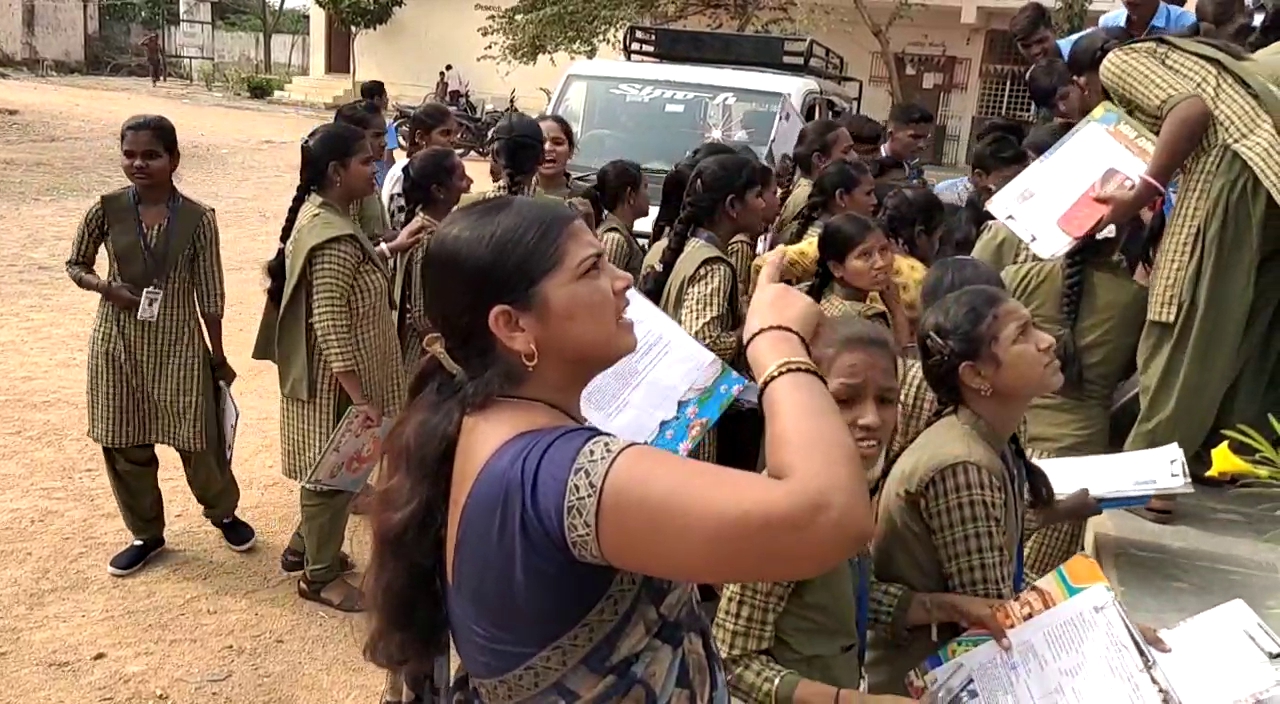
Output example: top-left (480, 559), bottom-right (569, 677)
top-left (0, 76), bottom-right (492, 704)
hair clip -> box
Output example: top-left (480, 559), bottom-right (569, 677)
top-left (422, 333), bottom-right (464, 379)
top-left (924, 331), bottom-right (952, 358)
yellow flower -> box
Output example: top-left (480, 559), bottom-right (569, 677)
top-left (1206, 440), bottom-right (1270, 479)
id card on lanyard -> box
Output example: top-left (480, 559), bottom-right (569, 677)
top-left (854, 554), bottom-right (871, 692)
top-left (131, 187), bottom-right (181, 322)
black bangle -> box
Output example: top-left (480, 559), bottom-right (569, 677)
top-left (833, 688), bottom-right (844, 703)
top-left (743, 325), bottom-right (811, 357)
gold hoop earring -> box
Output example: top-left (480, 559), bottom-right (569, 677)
top-left (521, 344), bottom-right (539, 371)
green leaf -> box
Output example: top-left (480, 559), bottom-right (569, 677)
top-left (314, 0), bottom-right (405, 33)
top-left (473, 0), bottom-right (801, 65)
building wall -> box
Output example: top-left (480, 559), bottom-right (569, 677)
top-left (308, 0), bottom-right (616, 110)
top-left (154, 25), bottom-right (309, 73)
top-left (0, 0), bottom-right (88, 64)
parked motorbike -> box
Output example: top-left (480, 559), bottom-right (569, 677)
top-left (391, 90), bottom-right (521, 159)
top-left (451, 89), bottom-right (519, 159)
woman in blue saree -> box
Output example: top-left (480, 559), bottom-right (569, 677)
top-left (362, 195), bottom-right (880, 702)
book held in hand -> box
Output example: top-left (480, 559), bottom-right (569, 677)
top-left (986, 101), bottom-right (1156, 259)
top-left (580, 290), bottom-right (747, 456)
top-left (304, 407), bottom-right (394, 493)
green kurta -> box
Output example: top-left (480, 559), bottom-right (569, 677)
top-left (66, 189), bottom-right (223, 452)
top-left (255, 194), bottom-right (406, 481)
top-left (1100, 38), bottom-right (1280, 454)
top-left (1004, 258), bottom-right (1147, 457)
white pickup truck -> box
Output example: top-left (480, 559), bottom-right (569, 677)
top-left (546, 25), bottom-right (866, 241)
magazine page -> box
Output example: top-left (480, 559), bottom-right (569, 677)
top-left (1153, 599), bottom-right (1280, 704)
top-left (304, 407), bottom-right (395, 493)
top-left (908, 554), bottom-right (1111, 695)
top-left (919, 584), bottom-right (1164, 704)
top-left (986, 101), bottom-right (1156, 259)
top-left (1037, 443), bottom-right (1194, 506)
top-left (581, 289), bottom-right (747, 456)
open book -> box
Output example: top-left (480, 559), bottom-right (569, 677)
top-left (986, 101), bottom-right (1155, 259)
top-left (911, 555), bottom-right (1280, 703)
top-left (580, 290), bottom-right (748, 456)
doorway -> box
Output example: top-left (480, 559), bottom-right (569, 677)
top-left (325, 12), bottom-right (351, 74)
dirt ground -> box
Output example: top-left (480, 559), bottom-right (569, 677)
top-left (0, 76), bottom-right (493, 704)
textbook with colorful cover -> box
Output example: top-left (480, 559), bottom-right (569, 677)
top-left (304, 407), bottom-right (394, 493)
top-left (986, 101), bottom-right (1156, 260)
top-left (580, 290), bottom-right (748, 456)
top-left (907, 554), bottom-right (1113, 697)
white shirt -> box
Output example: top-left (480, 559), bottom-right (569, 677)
top-left (381, 158), bottom-right (409, 230)
top-left (446, 68), bottom-right (465, 94)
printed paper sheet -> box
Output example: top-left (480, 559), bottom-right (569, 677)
top-left (581, 290), bottom-right (747, 455)
top-left (986, 102), bottom-right (1155, 259)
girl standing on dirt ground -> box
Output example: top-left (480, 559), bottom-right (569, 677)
top-left (66, 114), bottom-right (255, 578)
top-left (252, 122), bottom-right (407, 613)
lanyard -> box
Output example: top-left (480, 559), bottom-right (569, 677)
top-left (129, 186), bottom-right (181, 286)
top-left (1007, 449), bottom-right (1027, 593)
top-left (854, 554), bottom-right (870, 667)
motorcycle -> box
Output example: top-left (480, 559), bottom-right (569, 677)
top-left (451, 89), bottom-right (519, 159)
top-left (391, 89), bottom-right (520, 159)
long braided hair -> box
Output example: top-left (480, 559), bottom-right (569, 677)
top-left (786, 160), bottom-right (873, 246)
top-left (488, 112), bottom-right (544, 196)
top-left (638, 153), bottom-right (763, 303)
top-left (265, 122), bottom-right (368, 307)
top-left (652, 142), bottom-right (740, 242)
top-left (1057, 206), bottom-right (1165, 395)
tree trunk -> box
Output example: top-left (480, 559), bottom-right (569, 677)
top-left (849, 0), bottom-right (907, 104)
top-left (261, 24), bottom-right (274, 72)
top-left (879, 34), bottom-right (905, 104)
top-left (349, 30), bottom-right (358, 94)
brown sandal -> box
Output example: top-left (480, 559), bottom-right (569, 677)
top-left (1126, 497), bottom-right (1176, 525)
top-left (297, 576), bottom-right (365, 613)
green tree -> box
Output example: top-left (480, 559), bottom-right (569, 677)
top-left (217, 0), bottom-right (309, 71)
top-left (1052, 0), bottom-right (1090, 34)
top-left (474, 0), bottom-right (794, 65)
top-left (102, 0), bottom-right (176, 31)
top-left (313, 0), bottom-right (406, 87)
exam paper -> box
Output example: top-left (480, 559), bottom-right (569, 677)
top-left (986, 102), bottom-right (1153, 259)
top-left (1154, 599), bottom-right (1280, 704)
top-left (580, 290), bottom-right (725, 447)
top-left (924, 585), bottom-right (1164, 704)
top-left (1036, 443), bottom-right (1193, 501)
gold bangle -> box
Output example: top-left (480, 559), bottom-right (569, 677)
top-left (758, 357), bottom-right (824, 404)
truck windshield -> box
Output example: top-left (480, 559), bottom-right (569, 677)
top-left (551, 76), bottom-right (785, 174)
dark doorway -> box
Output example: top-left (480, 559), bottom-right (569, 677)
top-left (325, 12), bottom-right (351, 74)
top-left (894, 54), bottom-right (956, 165)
